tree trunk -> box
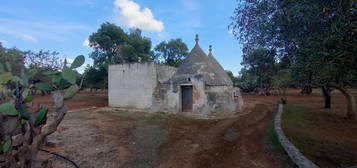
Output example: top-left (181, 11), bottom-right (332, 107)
top-left (301, 85), bottom-right (312, 94)
top-left (328, 84), bottom-right (356, 120)
top-left (321, 86), bottom-right (331, 108)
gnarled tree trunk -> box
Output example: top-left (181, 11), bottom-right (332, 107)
top-left (328, 84), bottom-right (356, 120)
top-left (321, 86), bottom-right (331, 108)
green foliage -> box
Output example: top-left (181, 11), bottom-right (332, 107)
top-left (43, 71), bottom-right (60, 76)
top-left (0, 63), bottom-right (4, 73)
top-left (240, 48), bottom-right (276, 92)
top-left (0, 72), bottom-right (13, 84)
top-left (231, 0), bottom-right (357, 88)
top-left (27, 69), bottom-right (38, 78)
top-left (272, 69), bottom-right (292, 94)
top-left (2, 140), bottom-right (11, 152)
top-left (23, 96), bottom-right (33, 103)
top-left (89, 23), bottom-right (152, 65)
top-left (236, 68), bottom-right (258, 92)
top-left (34, 107), bottom-right (48, 127)
top-left (22, 88), bottom-right (30, 98)
top-left (153, 38), bottom-right (189, 67)
top-left (19, 104), bottom-right (30, 120)
top-left (70, 55), bottom-right (85, 69)
top-left (6, 61), bottom-right (12, 72)
top-left (0, 43), bottom-right (25, 75)
top-left (226, 70), bottom-right (240, 87)
top-left (34, 83), bottom-right (52, 92)
top-left (0, 102), bottom-right (18, 116)
top-left (0, 53), bottom-right (84, 165)
top-left (61, 67), bottom-right (77, 84)
top-left (82, 65), bottom-right (108, 89)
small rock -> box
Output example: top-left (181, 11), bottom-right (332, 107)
top-left (45, 138), bottom-right (63, 148)
top-left (191, 144), bottom-right (199, 149)
top-left (224, 128), bottom-right (240, 142)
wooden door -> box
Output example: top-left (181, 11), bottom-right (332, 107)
top-left (181, 86), bottom-right (193, 112)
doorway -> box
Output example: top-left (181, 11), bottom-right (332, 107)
top-left (181, 85), bottom-right (193, 112)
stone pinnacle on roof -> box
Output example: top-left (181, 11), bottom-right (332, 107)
top-left (209, 45), bottom-right (212, 54)
top-left (195, 34), bottom-right (199, 44)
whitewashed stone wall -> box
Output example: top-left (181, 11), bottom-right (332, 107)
top-left (108, 63), bottom-right (157, 109)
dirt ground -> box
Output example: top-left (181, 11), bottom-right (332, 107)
top-left (31, 92), bottom-right (108, 110)
top-left (34, 90), bottom-right (357, 168)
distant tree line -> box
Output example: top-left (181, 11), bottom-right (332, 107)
top-left (230, 0), bottom-right (357, 119)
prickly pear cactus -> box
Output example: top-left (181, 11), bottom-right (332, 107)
top-left (0, 55), bottom-right (85, 168)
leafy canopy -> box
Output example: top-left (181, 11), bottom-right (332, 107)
top-left (153, 38), bottom-right (189, 67)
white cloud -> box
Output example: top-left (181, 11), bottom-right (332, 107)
top-left (83, 39), bottom-right (90, 47)
top-left (0, 39), bottom-right (7, 45)
top-left (114, 0), bottom-right (164, 32)
top-left (22, 34), bottom-right (38, 43)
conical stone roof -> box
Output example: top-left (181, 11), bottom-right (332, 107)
top-left (170, 35), bottom-right (233, 86)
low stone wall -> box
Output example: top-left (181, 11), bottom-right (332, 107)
top-left (274, 104), bottom-right (319, 168)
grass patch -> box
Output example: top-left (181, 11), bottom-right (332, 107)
top-left (283, 105), bottom-right (308, 126)
top-left (264, 121), bottom-right (296, 168)
top-left (286, 132), bottom-right (357, 168)
top-left (282, 105), bottom-right (357, 168)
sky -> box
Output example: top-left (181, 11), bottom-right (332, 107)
top-left (0, 0), bottom-right (243, 75)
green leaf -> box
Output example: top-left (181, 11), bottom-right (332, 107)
top-left (2, 140), bottom-right (11, 152)
top-left (35, 107), bottom-right (48, 127)
top-left (43, 71), bottom-right (60, 76)
top-left (61, 67), bottom-right (77, 84)
top-left (0, 63), bottom-right (4, 74)
top-left (34, 83), bottom-right (52, 92)
top-left (64, 84), bottom-right (80, 99)
top-left (12, 76), bottom-right (24, 85)
top-left (70, 55), bottom-right (85, 69)
top-left (0, 72), bottom-right (13, 84)
top-left (21, 119), bottom-right (28, 125)
top-left (27, 69), bottom-right (38, 78)
top-left (24, 96), bottom-right (33, 103)
top-left (22, 88), bottom-right (30, 98)
top-left (5, 62), bottom-right (12, 72)
top-left (19, 104), bottom-right (30, 120)
top-left (0, 102), bottom-right (18, 116)
top-left (52, 74), bottom-right (61, 84)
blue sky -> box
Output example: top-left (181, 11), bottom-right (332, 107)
top-left (0, 0), bottom-right (243, 75)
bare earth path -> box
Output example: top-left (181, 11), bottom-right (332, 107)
top-left (43, 98), bottom-right (281, 168)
